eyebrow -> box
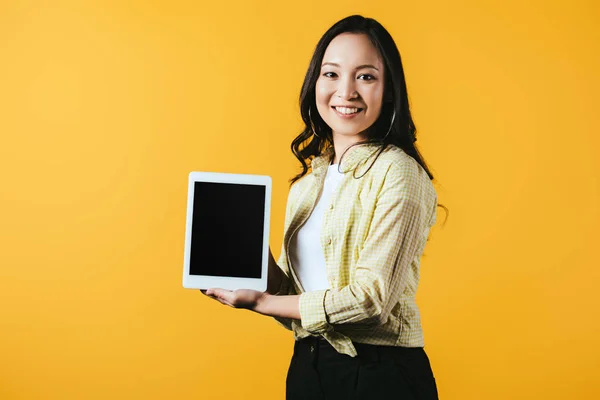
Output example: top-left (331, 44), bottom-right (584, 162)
top-left (321, 62), bottom-right (380, 71)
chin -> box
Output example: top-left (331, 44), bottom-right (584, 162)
top-left (331, 126), bottom-right (369, 137)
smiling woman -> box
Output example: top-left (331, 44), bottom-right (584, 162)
top-left (204, 14), bottom-right (443, 400)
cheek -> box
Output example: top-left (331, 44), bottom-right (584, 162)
top-left (314, 82), bottom-right (330, 119)
top-left (315, 81), bottom-right (331, 103)
top-left (315, 85), bottom-right (335, 120)
top-left (366, 86), bottom-right (385, 112)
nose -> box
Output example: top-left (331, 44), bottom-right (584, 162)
top-left (336, 75), bottom-right (358, 100)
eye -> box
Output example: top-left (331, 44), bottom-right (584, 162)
top-left (358, 74), bottom-right (376, 81)
top-left (322, 72), bottom-right (337, 78)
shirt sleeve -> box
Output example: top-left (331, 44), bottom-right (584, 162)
top-left (299, 160), bottom-right (433, 334)
top-left (271, 183), bottom-right (298, 331)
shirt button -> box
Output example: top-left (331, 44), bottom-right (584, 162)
top-left (329, 203), bottom-right (334, 210)
top-left (310, 345), bottom-right (315, 353)
top-left (327, 238), bottom-right (332, 245)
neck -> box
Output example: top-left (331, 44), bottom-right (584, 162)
top-left (331, 133), bottom-right (365, 164)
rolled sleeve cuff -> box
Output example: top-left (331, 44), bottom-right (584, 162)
top-left (299, 289), bottom-right (332, 334)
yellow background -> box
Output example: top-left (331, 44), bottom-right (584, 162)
top-left (1, 0), bottom-right (599, 399)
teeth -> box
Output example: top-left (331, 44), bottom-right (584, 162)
top-left (335, 107), bottom-right (360, 114)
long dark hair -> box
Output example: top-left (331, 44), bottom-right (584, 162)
top-left (289, 15), bottom-right (448, 221)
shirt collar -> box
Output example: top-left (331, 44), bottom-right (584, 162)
top-left (310, 143), bottom-right (383, 174)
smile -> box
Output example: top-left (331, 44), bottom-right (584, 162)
top-left (332, 106), bottom-right (363, 118)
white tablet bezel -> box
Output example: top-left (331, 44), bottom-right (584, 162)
top-left (182, 171), bottom-right (271, 291)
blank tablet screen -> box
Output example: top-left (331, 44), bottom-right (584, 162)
top-left (189, 182), bottom-right (265, 278)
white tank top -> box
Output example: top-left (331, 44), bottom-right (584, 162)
top-left (289, 163), bottom-right (345, 292)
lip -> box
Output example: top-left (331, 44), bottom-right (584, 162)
top-left (332, 106), bottom-right (363, 119)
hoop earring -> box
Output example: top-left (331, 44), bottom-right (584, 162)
top-left (382, 110), bottom-right (396, 140)
top-left (308, 107), bottom-right (321, 138)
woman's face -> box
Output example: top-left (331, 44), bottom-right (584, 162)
top-left (315, 33), bottom-right (386, 143)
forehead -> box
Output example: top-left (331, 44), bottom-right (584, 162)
top-left (322, 33), bottom-right (383, 68)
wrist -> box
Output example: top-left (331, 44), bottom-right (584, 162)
top-left (255, 292), bottom-right (272, 315)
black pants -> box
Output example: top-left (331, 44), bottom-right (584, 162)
top-left (286, 336), bottom-right (439, 400)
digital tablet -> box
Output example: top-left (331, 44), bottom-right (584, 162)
top-left (182, 172), bottom-right (271, 291)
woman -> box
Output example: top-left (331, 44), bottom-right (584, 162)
top-left (205, 15), bottom-right (443, 400)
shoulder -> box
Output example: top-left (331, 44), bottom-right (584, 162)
top-left (370, 145), bottom-right (424, 180)
top-left (289, 171), bottom-right (314, 194)
top-left (286, 170), bottom-right (316, 207)
top-left (370, 145), bottom-right (437, 203)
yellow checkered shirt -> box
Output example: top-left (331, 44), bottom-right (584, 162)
top-left (274, 143), bottom-right (438, 357)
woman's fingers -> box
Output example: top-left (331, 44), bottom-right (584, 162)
top-left (204, 288), bottom-right (236, 306)
top-left (207, 288), bottom-right (227, 298)
top-left (200, 288), bottom-right (264, 312)
top-left (200, 289), bottom-right (222, 303)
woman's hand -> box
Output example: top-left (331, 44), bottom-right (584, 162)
top-left (202, 288), bottom-right (268, 312)
top-left (201, 288), bottom-right (301, 320)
